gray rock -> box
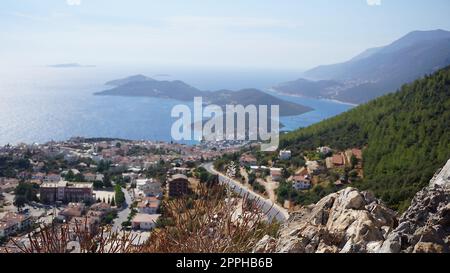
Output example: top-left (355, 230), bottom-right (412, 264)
top-left (253, 159), bottom-right (450, 254)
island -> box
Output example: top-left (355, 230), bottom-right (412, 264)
top-left (95, 75), bottom-right (313, 117)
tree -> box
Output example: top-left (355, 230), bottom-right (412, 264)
top-left (93, 180), bottom-right (104, 190)
top-left (103, 174), bottom-right (113, 188)
top-left (15, 182), bottom-right (38, 203)
top-left (14, 195), bottom-right (27, 212)
top-left (115, 184), bottom-right (126, 207)
top-left (65, 170), bottom-right (75, 181)
top-left (248, 172), bottom-right (257, 185)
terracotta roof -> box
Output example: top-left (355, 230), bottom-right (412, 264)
top-left (332, 154), bottom-right (345, 165)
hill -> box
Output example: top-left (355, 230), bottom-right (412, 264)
top-left (95, 75), bottom-right (313, 116)
top-left (274, 30), bottom-right (450, 104)
top-left (280, 66), bottom-right (450, 211)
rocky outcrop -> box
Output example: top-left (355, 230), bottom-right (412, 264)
top-left (254, 159), bottom-right (450, 253)
top-left (379, 159), bottom-right (450, 253)
top-left (254, 187), bottom-right (398, 253)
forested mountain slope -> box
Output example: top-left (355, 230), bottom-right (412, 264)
top-left (280, 66), bottom-right (450, 210)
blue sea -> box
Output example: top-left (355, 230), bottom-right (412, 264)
top-left (0, 65), bottom-right (354, 145)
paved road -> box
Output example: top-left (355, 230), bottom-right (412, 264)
top-left (112, 188), bottom-right (133, 232)
top-left (203, 163), bottom-right (289, 223)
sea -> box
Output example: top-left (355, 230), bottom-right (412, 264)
top-left (0, 65), bottom-right (354, 146)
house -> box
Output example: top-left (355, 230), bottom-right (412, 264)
top-left (0, 178), bottom-right (19, 192)
top-left (131, 214), bottom-right (161, 230)
top-left (69, 216), bottom-right (99, 235)
top-left (57, 203), bottom-right (86, 221)
top-left (292, 176), bottom-right (311, 191)
top-left (270, 168), bottom-right (282, 181)
top-left (44, 173), bottom-right (62, 183)
top-left (90, 202), bottom-right (113, 213)
top-left (136, 197), bottom-right (160, 214)
top-left (136, 179), bottom-right (162, 197)
top-left (306, 161), bottom-right (321, 175)
top-left (345, 148), bottom-right (363, 166)
top-left (0, 212), bottom-right (33, 238)
top-left (239, 154), bottom-right (257, 167)
top-left (40, 181), bottom-right (95, 204)
top-left (83, 172), bottom-right (98, 182)
top-left (279, 150), bottom-right (292, 160)
top-left (326, 153), bottom-right (346, 169)
top-left (167, 174), bottom-right (189, 198)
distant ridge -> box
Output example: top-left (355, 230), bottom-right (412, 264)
top-left (273, 29), bottom-right (450, 104)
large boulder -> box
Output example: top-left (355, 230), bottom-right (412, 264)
top-left (254, 187), bottom-right (397, 253)
top-left (254, 159), bottom-right (450, 253)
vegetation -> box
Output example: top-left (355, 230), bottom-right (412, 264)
top-left (114, 184), bottom-right (125, 207)
top-left (14, 182), bottom-right (39, 211)
top-left (195, 167), bottom-right (219, 187)
top-left (0, 155), bottom-right (31, 178)
top-left (281, 66), bottom-right (450, 211)
top-left (102, 211), bottom-right (118, 225)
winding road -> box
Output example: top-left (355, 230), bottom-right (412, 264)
top-left (203, 163), bottom-right (289, 223)
top-left (112, 187), bottom-right (133, 232)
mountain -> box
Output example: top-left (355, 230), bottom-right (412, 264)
top-left (95, 75), bottom-right (313, 116)
top-left (254, 159), bottom-right (450, 253)
top-left (105, 74), bottom-right (152, 86)
top-left (274, 30), bottom-right (450, 104)
top-left (280, 66), bottom-right (450, 211)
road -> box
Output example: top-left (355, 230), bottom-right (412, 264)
top-left (203, 163), bottom-right (289, 223)
top-left (112, 187), bottom-right (133, 232)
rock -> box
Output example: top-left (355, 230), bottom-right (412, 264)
top-left (253, 159), bottom-right (450, 254)
top-left (254, 187), bottom-right (396, 253)
top-left (379, 159), bottom-right (450, 253)
top-left (343, 189), bottom-right (366, 210)
top-left (253, 235), bottom-right (277, 253)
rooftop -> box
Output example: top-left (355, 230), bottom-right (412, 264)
top-left (132, 213), bottom-right (161, 223)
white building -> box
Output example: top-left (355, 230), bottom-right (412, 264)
top-left (292, 176), bottom-right (311, 191)
top-left (131, 214), bottom-right (161, 230)
top-left (317, 146), bottom-right (332, 155)
top-left (136, 179), bottom-right (162, 197)
top-left (279, 150), bottom-right (292, 160)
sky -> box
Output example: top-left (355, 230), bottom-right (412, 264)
top-left (1, 0), bottom-right (450, 70)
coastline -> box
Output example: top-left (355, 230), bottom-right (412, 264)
top-left (265, 88), bottom-right (359, 107)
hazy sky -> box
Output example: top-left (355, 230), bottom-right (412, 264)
top-left (1, 0), bottom-right (450, 69)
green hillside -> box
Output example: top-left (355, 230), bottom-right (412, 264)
top-left (280, 66), bottom-right (450, 211)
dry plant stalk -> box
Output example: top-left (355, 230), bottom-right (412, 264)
top-left (142, 184), bottom-right (280, 253)
top-left (10, 220), bottom-right (143, 253)
top-left (11, 184), bottom-right (279, 253)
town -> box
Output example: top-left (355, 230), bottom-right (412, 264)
top-left (0, 136), bottom-right (363, 253)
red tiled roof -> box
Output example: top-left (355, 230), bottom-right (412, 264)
top-left (332, 154), bottom-right (345, 165)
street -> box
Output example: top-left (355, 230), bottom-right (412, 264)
top-left (112, 187), bottom-right (133, 232)
top-left (202, 163), bottom-right (289, 223)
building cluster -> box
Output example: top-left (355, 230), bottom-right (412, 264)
top-left (57, 202), bottom-right (115, 235)
top-left (0, 212), bottom-right (33, 239)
